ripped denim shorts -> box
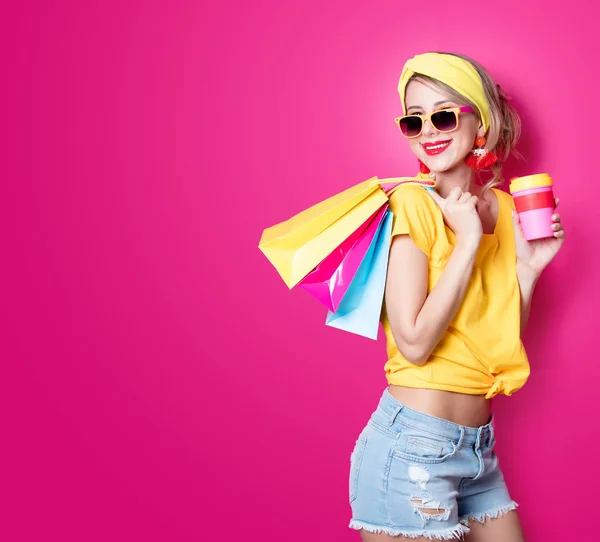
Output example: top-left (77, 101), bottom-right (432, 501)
top-left (349, 388), bottom-right (518, 540)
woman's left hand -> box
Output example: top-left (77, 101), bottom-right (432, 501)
top-left (512, 197), bottom-right (565, 276)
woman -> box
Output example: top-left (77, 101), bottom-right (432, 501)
top-left (348, 52), bottom-right (564, 541)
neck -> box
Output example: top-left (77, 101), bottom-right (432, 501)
top-left (430, 162), bottom-right (480, 198)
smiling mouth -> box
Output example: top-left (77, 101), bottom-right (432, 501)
top-left (422, 140), bottom-right (452, 156)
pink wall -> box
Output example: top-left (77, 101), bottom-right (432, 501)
top-left (3, 1), bottom-right (596, 540)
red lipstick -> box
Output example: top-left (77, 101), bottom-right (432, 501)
top-left (422, 140), bottom-right (452, 156)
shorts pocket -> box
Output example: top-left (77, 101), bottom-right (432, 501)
top-left (393, 424), bottom-right (457, 464)
top-left (349, 434), bottom-right (367, 504)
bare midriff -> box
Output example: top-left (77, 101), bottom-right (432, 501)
top-left (387, 384), bottom-right (492, 428)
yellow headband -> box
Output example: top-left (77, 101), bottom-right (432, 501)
top-left (398, 52), bottom-right (490, 133)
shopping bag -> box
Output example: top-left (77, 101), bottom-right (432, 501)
top-left (258, 177), bottom-right (387, 288)
top-left (324, 209), bottom-right (394, 340)
top-left (298, 205), bottom-right (387, 312)
top-left (258, 174), bottom-right (435, 339)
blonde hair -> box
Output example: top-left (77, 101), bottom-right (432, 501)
top-left (409, 52), bottom-right (521, 192)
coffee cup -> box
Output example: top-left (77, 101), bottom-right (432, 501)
top-left (509, 173), bottom-right (555, 241)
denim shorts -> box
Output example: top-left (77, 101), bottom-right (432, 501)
top-left (348, 388), bottom-right (518, 539)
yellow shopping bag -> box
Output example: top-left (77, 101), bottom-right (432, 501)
top-left (258, 176), bottom-right (432, 289)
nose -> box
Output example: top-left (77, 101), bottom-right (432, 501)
top-left (422, 116), bottom-right (438, 137)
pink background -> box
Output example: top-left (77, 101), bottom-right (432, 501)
top-left (3, 1), bottom-right (596, 540)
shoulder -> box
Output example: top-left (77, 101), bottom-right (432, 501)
top-left (388, 183), bottom-right (440, 228)
top-left (388, 183), bottom-right (437, 210)
top-left (387, 183), bottom-right (440, 251)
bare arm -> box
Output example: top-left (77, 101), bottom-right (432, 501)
top-left (516, 261), bottom-right (539, 336)
top-left (511, 198), bottom-right (565, 336)
top-left (385, 187), bottom-right (482, 366)
top-left (385, 236), bottom-right (478, 365)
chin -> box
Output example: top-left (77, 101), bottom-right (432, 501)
top-left (423, 160), bottom-right (453, 174)
top-left (423, 155), bottom-right (466, 174)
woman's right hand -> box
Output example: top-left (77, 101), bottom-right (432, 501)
top-left (427, 187), bottom-right (482, 249)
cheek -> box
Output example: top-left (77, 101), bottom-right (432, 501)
top-left (408, 140), bottom-right (422, 158)
top-left (456, 123), bottom-right (478, 152)
top-left (451, 135), bottom-right (475, 158)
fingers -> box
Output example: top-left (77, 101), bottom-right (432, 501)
top-left (446, 186), bottom-right (463, 203)
top-left (551, 212), bottom-right (565, 238)
top-left (551, 211), bottom-right (564, 238)
top-left (458, 191), bottom-right (470, 202)
top-left (456, 190), bottom-right (479, 210)
top-left (467, 195), bottom-right (479, 209)
top-left (553, 198), bottom-right (564, 237)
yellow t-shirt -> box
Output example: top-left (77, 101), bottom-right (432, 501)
top-left (380, 182), bottom-right (530, 399)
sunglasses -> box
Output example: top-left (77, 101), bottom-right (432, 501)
top-left (394, 106), bottom-right (474, 138)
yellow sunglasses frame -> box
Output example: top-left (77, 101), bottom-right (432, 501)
top-left (394, 106), bottom-right (474, 139)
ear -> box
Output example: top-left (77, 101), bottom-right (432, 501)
top-left (477, 124), bottom-right (486, 139)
